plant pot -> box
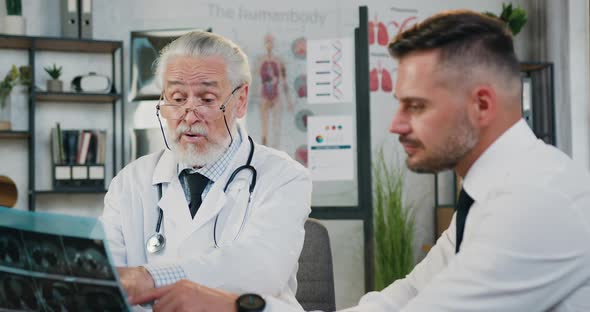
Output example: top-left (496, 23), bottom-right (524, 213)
top-left (47, 79), bottom-right (63, 92)
top-left (0, 95), bottom-right (12, 130)
top-left (3, 16), bottom-right (26, 36)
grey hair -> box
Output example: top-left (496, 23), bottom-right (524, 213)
top-left (154, 31), bottom-right (252, 89)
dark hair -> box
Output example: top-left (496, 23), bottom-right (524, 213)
top-left (388, 10), bottom-right (520, 80)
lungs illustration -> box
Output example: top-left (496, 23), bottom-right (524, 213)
top-left (370, 68), bottom-right (379, 92)
top-left (381, 68), bottom-right (393, 92)
top-left (368, 21), bottom-right (375, 45)
top-left (370, 64), bottom-right (395, 94)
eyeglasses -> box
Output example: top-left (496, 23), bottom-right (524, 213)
top-left (157, 85), bottom-right (242, 121)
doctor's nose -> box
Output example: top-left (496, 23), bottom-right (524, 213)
top-left (183, 108), bottom-right (205, 124)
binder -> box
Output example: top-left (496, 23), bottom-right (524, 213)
top-left (60, 0), bottom-right (79, 38)
top-left (80, 0), bottom-right (93, 39)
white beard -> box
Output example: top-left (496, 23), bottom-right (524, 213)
top-left (167, 122), bottom-right (233, 167)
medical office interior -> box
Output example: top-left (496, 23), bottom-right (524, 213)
top-left (0, 0), bottom-right (588, 310)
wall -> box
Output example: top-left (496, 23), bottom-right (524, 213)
top-left (565, 0), bottom-right (590, 169)
top-left (2, 0), bottom-right (575, 309)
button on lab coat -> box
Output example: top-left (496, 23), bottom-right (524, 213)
top-left (100, 127), bottom-right (312, 308)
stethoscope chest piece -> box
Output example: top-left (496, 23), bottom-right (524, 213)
top-left (146, 232), bottom-right (166, 254)
top-left (147, 136), bottom-right (257, 254)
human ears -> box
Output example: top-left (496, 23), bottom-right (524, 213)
top-left (234, 84), bottom-right (249, 119)
top-left (469, 85), bottom-right (497, 127)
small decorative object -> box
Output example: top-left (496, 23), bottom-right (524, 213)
top-left (4, 0), bottom-right (26, 35)
top-left (44, 64), bottom-right (63, 92)
top-left (0, 175), bottom-right (18, 208)
top-left (71, 72), bottom-right (112, 93)
top-left (18, 65), bottom-right (32, 88)
top-left (484, 2), bottom-right (527, 36)
top-left (0, 65), bottom-right (20, 130)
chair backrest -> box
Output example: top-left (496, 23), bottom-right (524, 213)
top-left (296, 218), bottom-right (336, 312)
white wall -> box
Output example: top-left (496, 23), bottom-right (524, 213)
top-left (4, 0), bottom-right (584, 309)
top-left (525, 0), bottom-right (590, 169)
top-left (566, 0), bottom-right (590, 169)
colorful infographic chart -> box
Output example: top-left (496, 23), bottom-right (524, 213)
top-left (307, 115), bottom-right (354, 181)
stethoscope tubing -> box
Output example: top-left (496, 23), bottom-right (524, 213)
top-left (147, 136), bottom-right (256, 253)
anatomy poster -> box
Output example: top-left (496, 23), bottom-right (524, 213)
top-left (368, 6), bottom-right (420, 95)
top-left (204, 3), bottom-right (347, 167)
top-left (306, 38), bottom-right (354, 104)
top-left (203, 3), bottom-right (357, 193)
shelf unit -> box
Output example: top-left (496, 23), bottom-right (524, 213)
top-left (0, 130), bottom-right (29, 139)
top-left (0, 34), bottom-right (124, 211)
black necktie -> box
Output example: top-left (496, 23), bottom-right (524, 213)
top-left (455, 188), bottom-right (474, 253)
top-left (183, 171), bottom-right (210, 219)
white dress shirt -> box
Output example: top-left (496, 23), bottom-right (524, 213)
top-left (265, 119), bottom-right (590, 311)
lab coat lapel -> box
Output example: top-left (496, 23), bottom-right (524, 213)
top-left (190, 182), bottom-right (227, 231)
top-left (151, 149), bottom-right (194, 240)
top-left (188, 126), bottom-right (251, 235)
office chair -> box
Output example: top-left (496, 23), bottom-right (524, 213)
top-left (296, 218), bottom-right (336, 311)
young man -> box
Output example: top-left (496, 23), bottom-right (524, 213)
top-left (100, 31), bottom-right (311, 310)
top-left (133, 10), bottom-right (590, 312)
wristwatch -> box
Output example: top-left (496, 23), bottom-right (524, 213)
top-left (236, 293), bottom-right (266, 312)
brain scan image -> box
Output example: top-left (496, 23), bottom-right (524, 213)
top-left (38, 279), bottom-right (77, 312)
top-left (76, 284), bottom-right (127, 312)
top-left (0, 226), bottom-right (28, 269)
top-left (21, 230), bottom-right (68, 275)
top-left (63, 237), bottom-right (113, 280)
top-left (0, 272), bottom-right (39, 311)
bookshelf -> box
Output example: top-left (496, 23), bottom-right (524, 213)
top-left (0, 130), bottom-right (29, 139)
top-left (0, 35), bottom-right (125, 211)
top-left (36, 92), bottom-right (121, 103)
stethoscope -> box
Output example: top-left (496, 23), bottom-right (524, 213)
top-left (146, 136), bottom-right (257, 254)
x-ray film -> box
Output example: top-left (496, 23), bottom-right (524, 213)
top-left (0, 207), bottom-right (130, 311)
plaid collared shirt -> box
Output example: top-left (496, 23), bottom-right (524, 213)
top-left (144, 130), bottom-right (242, 287)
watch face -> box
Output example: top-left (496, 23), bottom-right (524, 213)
top-left (238, 294), bottom-right (265, 311)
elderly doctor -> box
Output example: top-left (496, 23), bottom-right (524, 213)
top-left (100, 31), bottom-right (311, 309)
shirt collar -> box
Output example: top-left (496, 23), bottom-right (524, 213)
top-left (178, 128), bottom-right (243, 183)
top-left (462, 119), bottom-right (538, 202)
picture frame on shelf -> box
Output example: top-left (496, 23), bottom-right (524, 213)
top-left (129, 28), bottom-right (210, 101)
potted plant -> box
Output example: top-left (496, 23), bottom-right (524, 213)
top-left (0, 65), bottom-right (21, 130)
top-left (4, 0), bottom-right (25, 35)
top-left (373, 147), bottom-right (415, 290)
top-left (484, 2), bottom-right (527, 35)
top-left (44, 64), bottom-right (63, 92)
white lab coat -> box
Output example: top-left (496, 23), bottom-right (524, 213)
top-left (100, 127), bottom-right (311, 308)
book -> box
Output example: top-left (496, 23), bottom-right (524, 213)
top-left (56, 122), bottom-right (64, 164)
top-left (77, 131), bottom-right (92, 164)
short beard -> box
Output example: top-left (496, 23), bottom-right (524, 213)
top-left (404, 112), bottom-right (479, 173)
top-left (167, 122), bottom-right (233, 168)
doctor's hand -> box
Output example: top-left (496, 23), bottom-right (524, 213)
top-left (130, 279), bottom-right (239, 312)
top-left (117, 266), bottom-right (155, 301)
